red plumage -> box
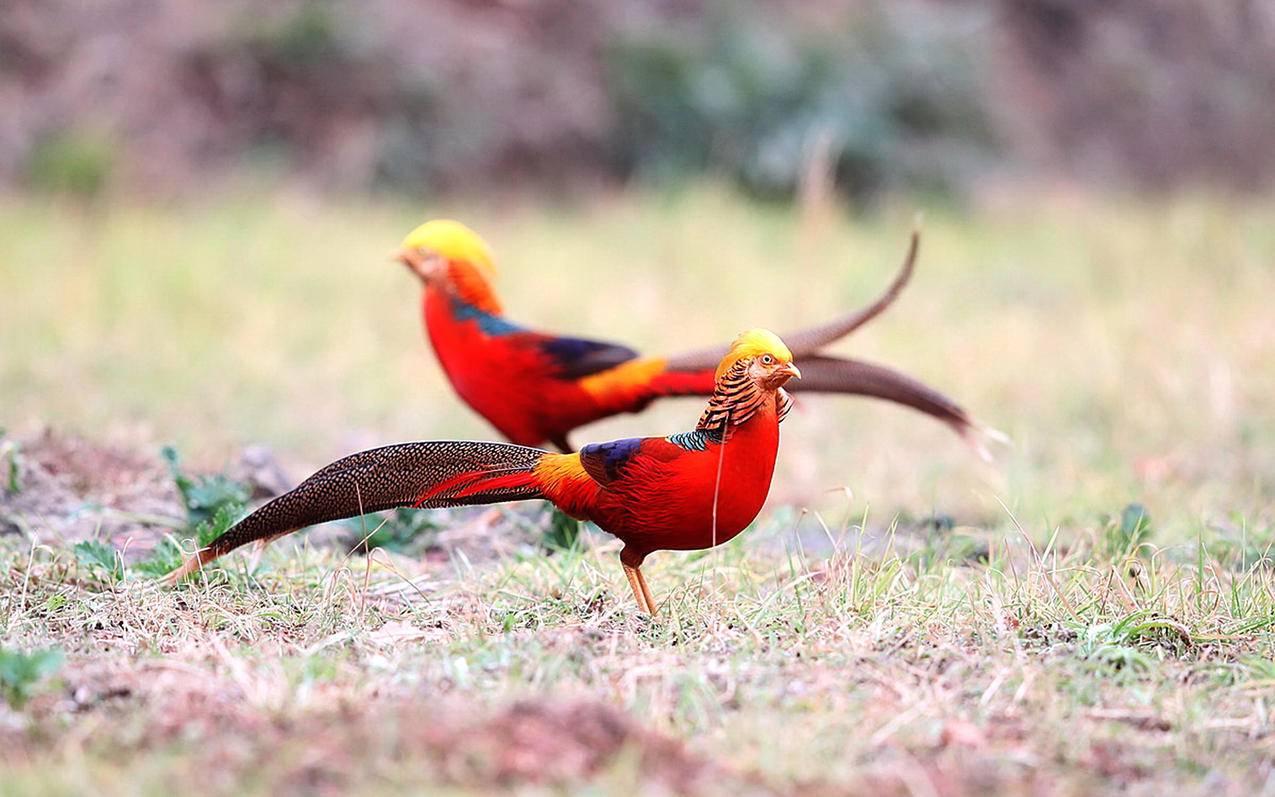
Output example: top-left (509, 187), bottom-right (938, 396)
top-left (400, 223), bottom-right (999, 457)
top-left (164, 329), bottom-right (800, 614)
top-left (422, 286), bottom-right (715, 448)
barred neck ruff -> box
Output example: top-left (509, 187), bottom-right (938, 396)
top-left (695, 359), bottom-right (793, 441)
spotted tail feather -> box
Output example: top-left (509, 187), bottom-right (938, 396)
top-left (163, 440), bottom-right (549, 582)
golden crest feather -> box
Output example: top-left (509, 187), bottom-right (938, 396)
top-left (714, 329), bottom-right (793, 382)
top-left (401, 219), bottom-right (497, 275)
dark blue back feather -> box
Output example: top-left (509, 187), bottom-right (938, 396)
top-left (579, 437), bottom-right (645, 485)
top-left (538, 336), bottom-right (639, 379)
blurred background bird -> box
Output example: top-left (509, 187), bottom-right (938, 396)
top-left (394, 219), bottom-right (1002, 459)
top-left (167, 329), bottom-right (802, 614)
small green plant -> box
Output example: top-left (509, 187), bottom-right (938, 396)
top-left (1074, 610), bottom-right (1192, 678)
top-left (162, 446), bottom-right (250, 527)
top-left (0, 428), bottom-right (22, 494)
top-left (127, 447), bottom-right (249, 577)
top-left (1100, 503), bottom-right (1153, 560)
top-left (74, 540), bottom-right (124, 583)
top-left (542, 508), bottom-right (581, 552)
top-left (134, 502), bottom-right (244, 578)
top-left (342, 508), bottom-right (440, 555)
top-left (0, 647), bottom-right (64, 709)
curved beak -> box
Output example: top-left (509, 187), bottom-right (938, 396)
top-left (393, 247), bottom-right (437, 282)
top-left (778, 362), bottom-right (801, 381)
top-left (767, 361), bottom-right (801, 389)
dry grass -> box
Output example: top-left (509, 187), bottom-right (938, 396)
top-left (2, 487), bottom-right (1274, 795)
top-left (1, 186), bottom-right (1274, 794)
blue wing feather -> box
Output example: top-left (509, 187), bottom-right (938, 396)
top-left (578, 437), bottom-right (645, 485)
top-left (538, 336), bottom-right (639, 380)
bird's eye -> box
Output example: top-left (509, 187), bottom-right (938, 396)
top-left (760, 354), bottom-right (774, 365)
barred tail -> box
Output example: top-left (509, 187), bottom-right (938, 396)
top-left (792, 356), bottom-right (1008, 460)
top-left (163, 440), bottom-right (549, 583)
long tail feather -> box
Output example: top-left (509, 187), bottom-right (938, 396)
top-left (663, 230), bottom-right (919, 372)
top-left (791, 355), bottom-right (1007, 460)
top-left (163, 440), bottom-right (549, 583)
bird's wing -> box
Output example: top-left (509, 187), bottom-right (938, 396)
top-left (531, 334), bottom-right (640, 380)
top-left (164, 440), bottom-right (551, 582)
top-left (576, 435), bottom-right (690, 487)
top-left (578, 437), bottom-right (646, 486)
top-left (662, 230), bottom-right (919, 372)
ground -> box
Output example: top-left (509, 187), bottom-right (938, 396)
top-left (1, 187), bottom-right (1273, 795)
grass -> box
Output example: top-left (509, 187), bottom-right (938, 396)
top-left (1, 184), bottom-right (1274, 794)
top-left (2, 511), bottom-right (1274, 794)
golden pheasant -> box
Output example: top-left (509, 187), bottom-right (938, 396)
top-left (394, 220), bottom-right (1000, 457)
top-left (166, 329), bottom-right (802, 614)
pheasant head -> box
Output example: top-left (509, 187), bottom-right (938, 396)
top-left (395, 219), bottom-right (501, 311)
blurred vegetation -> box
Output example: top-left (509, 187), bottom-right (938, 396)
top-left (341, 509), bottom-right (441, 556)
top-left (607, 4), bottom-right (994, 201)
top-left (0, 646), bottom-right (63, 709)
top-left (997, 0), bottom-right (1275, 190)
top-left (23, 130), bottom-right (116, 199)
top-left (2, 1), bottom-right (1271, 201)
top-left (0, 429), bottom-right (22, 495)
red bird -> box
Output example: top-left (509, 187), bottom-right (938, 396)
top-left (394, 220), bottom-right (1000, 457)
top-left (166, 329), bottom-right (802, 613)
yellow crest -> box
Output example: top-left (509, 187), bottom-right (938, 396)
top-left (716, 329), bottom-right (793, 381)
top-left (400, 219), bottom-right (496, 274)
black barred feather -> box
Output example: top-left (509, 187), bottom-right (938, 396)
top-left (777, 388), bottom-right (794, 423)
top-left (689, 358), bottom-right (789, 443)
top-left (165, 440), bottom-right (548, 581)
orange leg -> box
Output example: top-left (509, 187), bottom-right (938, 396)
top-left (634, 567), bottom-right (658, 616)
top-left (623, 564), bottom-right (654, 615)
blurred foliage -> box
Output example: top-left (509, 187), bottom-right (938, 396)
top-left (241, 1), bottom-right (348, 69)
top-left (542, 508), bottom-right (581, 552)
top-left (607, 4), bottom-right (994, 201)
top-left (341, 508), bottom-right (440, 556)
top-left (997, 0), bottom-right (1275, 190)
top-left (3, 0), bottom-right (1270, 199)
top-left (0, 428), bottom-right (22, 494)
top-left (1100, 503), bottom-right (1154, 561)
top-left (24, 131), bottom-right (116, 198)
top-left (0, 647), bottom-right (64, 709)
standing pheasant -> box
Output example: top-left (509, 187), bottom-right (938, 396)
top-left (166, 329), bottom-right (802, 614)
top-left (394, 219), bottom-right (1000, 457)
